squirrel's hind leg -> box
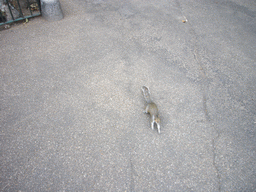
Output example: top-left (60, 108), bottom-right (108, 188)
top-left (157, 123), bottom-right (160, 134)
top-left (151, 121), bottom-right (155, 130)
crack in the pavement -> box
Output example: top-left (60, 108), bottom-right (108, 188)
top-left (190, 29), bottom-right (221, 192)
top-left (191, 32), bottom-right (221, 192)
top-left (122, 131), bottom-right (136, 192)
top-left (129, 159), bottom-right (136, 192)
top-left (175, 1), bottom-right (221, 191)
top-left (195, 43), bottom-right (221, 192)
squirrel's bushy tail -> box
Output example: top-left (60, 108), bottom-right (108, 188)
top-left (141, 86), bottom-right (152, 103)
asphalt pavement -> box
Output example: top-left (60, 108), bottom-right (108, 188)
top-left (1, 0), bottom-right (255, 191)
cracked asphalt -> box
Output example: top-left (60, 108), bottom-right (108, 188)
top-left (1, 0), bottom-right (255, 191)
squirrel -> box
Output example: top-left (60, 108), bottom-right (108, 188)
top-left (141, 86), bottom-right (161, 134)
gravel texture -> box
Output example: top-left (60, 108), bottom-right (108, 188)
top-left (1, 0), bottom-right (255, 191)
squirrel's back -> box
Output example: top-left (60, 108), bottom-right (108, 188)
top-left (141, 86), bottom-right (161, 133)
top-left (141, 86), bottom-right (152, 103)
